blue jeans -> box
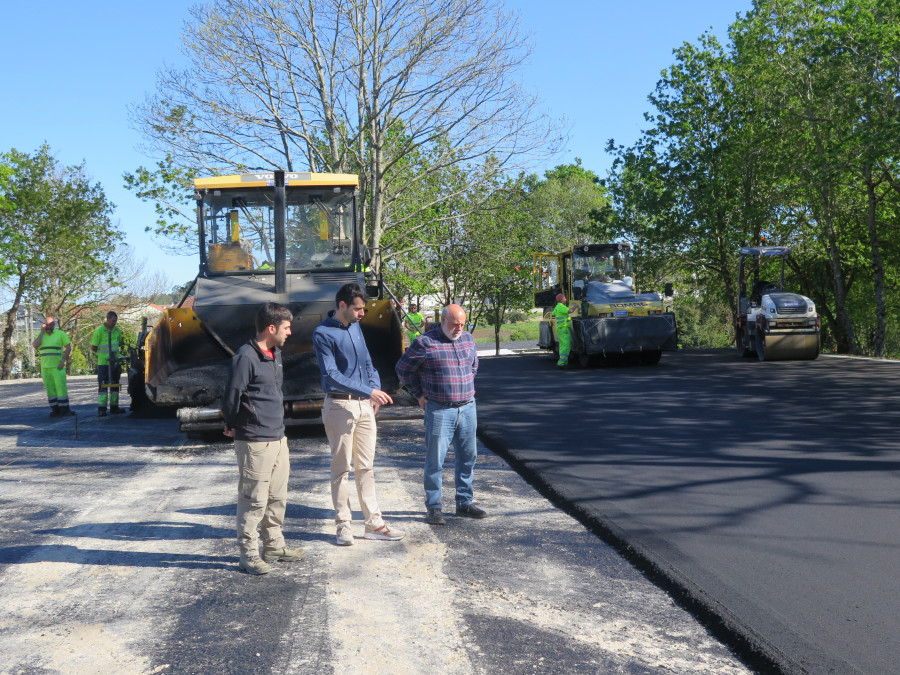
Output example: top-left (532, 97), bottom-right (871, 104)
top-left (424, 400), bottom-right (478, 510)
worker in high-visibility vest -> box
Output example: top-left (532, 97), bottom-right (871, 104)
top-left (405, 302), bottom-right (426, 345)
top-left (91, 311), bottom-right (126, 416)
top-left (32, 317), bottom-right (74, 416)
top-left (552, 293), bottom-right (577, 368)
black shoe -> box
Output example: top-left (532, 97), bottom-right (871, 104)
top-left (59, 408), bottom-right (75, 416)
top-left (425, 508), bottom-right (446, 525)
top-left (109, 407), bottom-right (127, 415)
top-left (98, 409), bottom-right (108, 417)
top-left (49, 408), bottom-right (61, 417)
top-left (456, 503), bottom-right (487, 519)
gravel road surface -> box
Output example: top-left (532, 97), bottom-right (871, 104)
top-left (0, 375), bottom-right (748, 674)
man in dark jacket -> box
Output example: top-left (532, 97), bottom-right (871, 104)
top-left (222, 302), bottom-right (303, 575)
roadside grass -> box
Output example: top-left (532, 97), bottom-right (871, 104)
top-left (473, 319), bottom-right (541, 344)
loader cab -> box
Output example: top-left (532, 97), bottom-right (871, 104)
top-left (533, 244), bottom-right (635, 307)
top-left (196, 171), bottom-right (361, 279)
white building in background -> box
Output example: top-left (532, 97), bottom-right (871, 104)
top-left (119, 303), bottom-right (167, 327)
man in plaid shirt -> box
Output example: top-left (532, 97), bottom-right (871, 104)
top-left (395, 304), bottom-right (487, 525)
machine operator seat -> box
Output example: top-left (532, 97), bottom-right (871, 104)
top-left (751, 280), bottom-right (779, 304)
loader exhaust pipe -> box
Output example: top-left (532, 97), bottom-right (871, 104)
top-left (177, 407), bottom-right (223, 423)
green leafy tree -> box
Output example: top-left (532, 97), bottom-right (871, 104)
top-left (0, 145), bottom-right (119, 379)
top-left (730, 0), bottom-right (900, 354)
top-left (527, 158), bottom-right (609, 249)
top-left (604, 2), bottom-right (900, 355)
top-left (464, 172), bottom-right (538, 354)
top-left (607, 34), bottom-right (757, 319)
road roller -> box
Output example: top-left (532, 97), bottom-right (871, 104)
top-left (127, 170), bottom-right (404, 432)
top-left (735, 246), bottom-right (820, 361)
top-left (533, 243), bottom-right (678, 367)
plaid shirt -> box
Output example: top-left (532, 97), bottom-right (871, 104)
top-left (395, 326), bottom-right (478, 403)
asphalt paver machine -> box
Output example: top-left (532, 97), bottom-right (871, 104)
top-left (128, 170), bottom-right (403, 432)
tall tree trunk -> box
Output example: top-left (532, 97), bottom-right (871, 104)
top-left (1, 276), bottom-right (28, 380)
top-left (863, 164), bottom-right (886, 357)
top-left (824, 222), bottom-right (855, 354)
top-left (814, 172), bottom-right (855, 353)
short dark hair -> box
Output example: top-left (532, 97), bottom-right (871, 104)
top-left (335, 282), bottom-right (368, 308)
top-left (256, 302), bottom-right (293, 333)
top-left (106, 311), bottom-right (118, 320)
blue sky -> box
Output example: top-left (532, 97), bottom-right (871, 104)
top-left (1, 0), bottom-right (751, 290)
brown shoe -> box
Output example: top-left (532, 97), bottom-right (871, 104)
top-left (262, 546), bottom-right (304, 563)
top-left (239, 553), bottom-right (272, 575)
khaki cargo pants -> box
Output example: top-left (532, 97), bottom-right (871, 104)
top-left (234, 437), bottom-right (289, 555)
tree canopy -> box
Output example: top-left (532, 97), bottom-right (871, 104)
top-left (0, 145), bottom-right (121, 379)
top-left (605, 0), bottom-right (900, 356)
top-left (128, 0), bottom-right (561, 269)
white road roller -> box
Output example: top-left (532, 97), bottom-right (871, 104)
top-left (735, 246), bottom-right (820, 361)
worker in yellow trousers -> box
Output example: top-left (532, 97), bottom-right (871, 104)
top-left (32, 317), bottom-right (74, 416)
top-left (552, 293), bottom-right (576, 369)
top-left (91, 311), bottom-right (126, 416)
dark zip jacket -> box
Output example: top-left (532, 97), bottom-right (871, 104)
top-left (221, 339), bottom-right (284, 441)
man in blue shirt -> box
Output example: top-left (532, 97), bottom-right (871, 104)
top-left (395, 304), bottom-right (486, 525)
top-left (313, 282), bottom-right (405, 546)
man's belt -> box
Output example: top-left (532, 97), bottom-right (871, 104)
top-left (433, 399), bottom-right (474, 408)
top-left (326, 392), bottom-right (368, 401)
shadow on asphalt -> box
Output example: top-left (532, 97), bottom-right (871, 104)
top-left (0, 544), bottom-right (234, 570)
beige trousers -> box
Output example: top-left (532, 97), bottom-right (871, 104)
top-left (322, 398), bottom-right (383, 529)
top-left (234, 437), bottom-right (289, 555)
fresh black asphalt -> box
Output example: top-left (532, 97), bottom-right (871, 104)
top-left (475, 348), bottom-right (900, 675)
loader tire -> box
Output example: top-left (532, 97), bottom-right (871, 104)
top-left (577, 352), bottom-right (599, 368)
top-left (127, 367), bottom-right (149, 413)
top-left (639, 349), bottom-right (662, 365)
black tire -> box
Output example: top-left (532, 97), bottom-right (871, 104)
top-left (623, 352), bottom-right (641, 366)
top-left (576, 352), bottom-right (595, 368)
top-left (736, 328), bottom-right (754, 357)
top-left (639, 349), bottom-right (662, 365)
top-left (127, 365), bottom-right (149, 413)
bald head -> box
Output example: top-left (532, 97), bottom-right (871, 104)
top-left (441, 304), bottom-right (467, 342)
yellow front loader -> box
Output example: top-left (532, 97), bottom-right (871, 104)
top-left (127, 171), bottom-right (403, 432)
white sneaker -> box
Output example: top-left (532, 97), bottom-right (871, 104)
top-left (364, 522), bottom-right (405, 541)
top-left (336, 524), bottom-right (354, 546)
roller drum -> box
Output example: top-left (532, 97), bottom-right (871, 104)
top-left (757, 333), bottom-right (819, 361)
